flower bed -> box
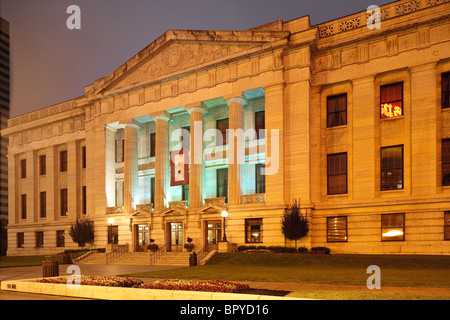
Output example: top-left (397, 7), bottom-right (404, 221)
top-left (39, 276), bottom-right (250, 293)
top-left (142, 279), bottom-right (250, 293)
top-left (40, 275), bottom-right (143, 288)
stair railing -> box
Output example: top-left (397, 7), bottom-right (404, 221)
top-left (106, 243), bottom-right (129, 265)
top-left (196, 246), bottom-right (209, 265)
top-left (150, 243), bottom-right (168, 265)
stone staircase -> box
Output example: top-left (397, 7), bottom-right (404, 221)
top-left (76, 252), bottom-right (107, 264)
top-left (76, 251), bottom-right (191, 266)
top-left (152, 252), bottom-right (191, 266)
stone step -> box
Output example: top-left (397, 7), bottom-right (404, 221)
top-left (76, 251), bottom-right (195, 266)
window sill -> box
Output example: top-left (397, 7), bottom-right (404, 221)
top-left (380, 115), bottom-right (404, 122)
top-left (326, 125), bottom-right (348, 131)
top-left (326, 193), bottom-right (348, 198)
top-left (380, 189), bottom-right (404, 193)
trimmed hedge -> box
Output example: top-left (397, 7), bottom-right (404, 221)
top-left (237, 245), bottom-right (331, 254)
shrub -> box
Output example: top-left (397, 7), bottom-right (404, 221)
top-left (297, 247), bottom-right (308, 253)
top-left (69, 219), bottom-right (94, 247)
top-left (311, 246), bottom-right (331, 254)
top-left (281, 198), bottom-right (309, 248)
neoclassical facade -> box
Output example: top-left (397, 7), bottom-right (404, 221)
top-left (3, 0), bottom-right (450, 256)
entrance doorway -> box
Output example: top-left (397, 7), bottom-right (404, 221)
top-left (135, 224), bottom-right (149, 252)
top-left (170, 222), bottom-right (183, 252)
top-left (206, 221), bottom-right (222, 251)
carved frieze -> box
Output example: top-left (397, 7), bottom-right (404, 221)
top-left (112, 43), bottom-right (255, 90)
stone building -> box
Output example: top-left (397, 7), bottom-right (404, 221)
top-left (0, 17), bottom-right (10, 256)
top-left (2, 0), bottom-right (450, 256)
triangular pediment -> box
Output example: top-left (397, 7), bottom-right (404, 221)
top-left (86, 29), bottom-right (289, 96)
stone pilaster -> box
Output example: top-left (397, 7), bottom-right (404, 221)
top-left (352, 76), bottom-right (376, 201)
top-left (123, 122), bottom-right (140, 213)
top-left (185, 103), bottom-right (208, 209)
top-left (152, 111), bottom-right (172, 211)
top-left (67, 141), bottom-right (78, 220)
top-left (264, 83), bottom-right (285, 206)
top-left (226, 95), bottom-right (247, 205)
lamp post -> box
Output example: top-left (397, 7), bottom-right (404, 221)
top-left (221, 210), bottom-right (228, 242)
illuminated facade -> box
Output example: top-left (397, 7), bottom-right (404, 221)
top-left (3, 0), bottom-right (450, 256)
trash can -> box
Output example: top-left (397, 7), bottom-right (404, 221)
top-left (42, 260), bottom-right (59, 277)
top-left (189, 252), bottom-right (197, 266)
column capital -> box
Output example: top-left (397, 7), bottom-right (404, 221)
top-left (224, 94), bottom-right (248, 107)
top-left (185, 103), bottom-right (209, 115)
top-left (151, 111), bottom-right (173, 122)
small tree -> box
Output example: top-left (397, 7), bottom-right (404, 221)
top-left (69, 218), bottom-right (94, 247)
top-left (281, 199), bottom-right (309, 248)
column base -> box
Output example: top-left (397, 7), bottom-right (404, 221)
top-left (218, 241), bottom-right (238, 253)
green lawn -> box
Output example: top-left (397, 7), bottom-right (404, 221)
top-left (121, 253), bottom-right (450, 288)
top-left (0, 253), bottom-right (82, 267)
top-left (286, 290), bottom-right (450, 300)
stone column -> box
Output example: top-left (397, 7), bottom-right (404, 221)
top-left (226, 95), bottom-right (247, 205)
top-left (123, 122), bottom-right (140, 213)
top-left (152, 111), bottom-right (172, 211)
top-left (185, 103), bottom-right (208, 209)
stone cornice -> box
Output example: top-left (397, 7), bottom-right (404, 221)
top-left (315, 0), bottom-right (449, 40)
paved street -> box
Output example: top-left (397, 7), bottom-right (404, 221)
top-left (0, 264), bottom-right (182, 300)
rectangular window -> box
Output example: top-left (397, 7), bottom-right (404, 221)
top-left (245, 218), bottom-right (263, 243)
top-left (21, 194), bottom-right (27, 219)
top-left (327, 153), bottom-right (347, 195)
top-left (255, 110), bottom-right (265, 139)
top-left (444, 211), bottom-right (450, 241)
top-left (381, 82), bottom-right (403, 119)
top-left (116, 139), bottom-right (124, 163)
top-left (150, 133), bottom-right (156, 158)
top-left (381, 145), bottom-right (404, 191)
top-left (150, 177), bottom-right (155, 209)
top-left (56, 230), bottom-right (65, 247)
top-left (17, 232), bottom-right (24, 248)
top-left (381, 213), bottom-right (405, 241)
top-left (181, 126), bottom-right (190, 150)
top-left (182, 184), bottom-right (189, 206)
top-left (35, 231), bottom-right (44, 248)
top-left (327, 216), bottom-right (348, 242)
top-left (216, 118), bottom-right (229, 146)
top-left (327, 94), bottom-right (347, 128)
top-left (216, 168), bottom-right (228, 203)
top-left (20, 159), bottom-right (26, 178)
top-left (40, 191), bottom-right (46, 218)
top-left (82, 186), bottom-right (87, 215)
top-left (39, 155), bottom-right (46, 175)
top-left (108, 225), bottom-right (119, 244)
top-left (60, 189), bottom-right (68, 216)
top-left (442, 72), bottom-right (450, 109)
top-left (255, 163), bottom-right (266, 194)
top-left (60, 150), bottom-right (68, 172)
top-left (82, 146), bottom-right (86, 169)
top-left (443, 139), bottom-right (450, 187)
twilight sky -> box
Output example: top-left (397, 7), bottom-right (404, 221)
top-left (0, 0), bottom-right (393, 118)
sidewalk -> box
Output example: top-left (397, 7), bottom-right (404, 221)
top-left (1, 264), bottom-right (449, 299)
